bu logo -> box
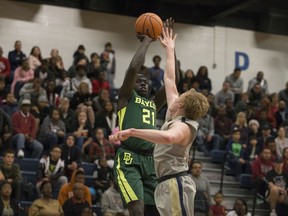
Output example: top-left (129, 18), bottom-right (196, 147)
top-left (123, 152), bottom-right (133, 164)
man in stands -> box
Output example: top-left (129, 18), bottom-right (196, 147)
top-left (11, 98), bottom-right (43, 158)
top-left (58, 169), bottom-right (91, 206)
top-left (0, 149), bottom-right (23, 201)
top-left (265, 159), bottom-right (288, 216)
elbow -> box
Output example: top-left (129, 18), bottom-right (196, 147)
top-left (165, 134), bottom-right (180, 144)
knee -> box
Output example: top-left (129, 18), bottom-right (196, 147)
top-left (58, 176), bottom-right (68, 185)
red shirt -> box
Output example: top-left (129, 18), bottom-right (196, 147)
top-left (210, 204), bottom-right (226, 216)
top-left (0, 57), bottom-right (10, 78)
top-left (91, 79), bottom-right (110, 96)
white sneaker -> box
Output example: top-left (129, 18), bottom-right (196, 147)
top-left (270, 209), bottom-right (277, 216)
top-left (17, 149), bottom-right (24, 158)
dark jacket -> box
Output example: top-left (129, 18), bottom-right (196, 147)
top-left (0, 163), bottom-right (22, 183)
top-left (0, 108), bottom-right (12, 136)
top-left (62, 197), bottom-right (90, 216)
top-left (0, 198), bottom-right (19, 216)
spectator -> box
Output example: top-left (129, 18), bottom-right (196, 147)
top-left (11, 99), bottom-right (43, 158)
top-left (30, 95), bottom-right (50, 131)
top-left (231, 112), bottom-right (249, 146)
top-left (275, 100), bottom-right (288, 128)
top-left (275, 126), bottom-right (288, 160)
top-left (94, 100), bottom-right (117, 138)
top-left (100, 42), bottom-right (116, 88)
top-left (45, 79), bottom-right (60, 107)
top-left (189, 161), bottom-right (211, 216)
top-left (226, 127), bottom-right (248, 179)
top-left (8, 40), bottom-right (26, 73)
top-left (50, 55), bottom-right (66, 82)
top-left (71, 65), bottom-right (92, 94)
top-left (266, 137), bottom-right (278, 161)
top-left (29, 180), bottom-right (64, 216)
top-left (210, 192), bottom-right (226, 216)
top-left (148, 55), bottom-right (164, 95)
top-left (71, 111), bottom-right (94, 155)
top-left (265, 159), bottom-right (288, 216)
top-left (0, 46), bottom-right (10, 80)
top-left (269, 93), bottom-right (279, 116)
top-left (247, 71), bottom-right (269, 95)
top-left (68, 55), bottom-right (88, 79)
top-left (258, 124), bottom-right (273, 150)
top-left (38, 107), bottom-right (66, 152)
top-left (225, 68), bottom-right (243, 104)
top-left (177, 69), bottom-right (195, 93)
top-left (87, 52), bottom-right (101, 80)
top-left (278, 81), bottom-right (288, 111)
top-left (235, 92), bottom-right (249, 114)
top-left (0, 150), bottom-right (22, 201)
top-left (101, 176), bottom-right (129, 216)
top-left (19, 77), bottom-right (46, 106)
top-left (214, 81), bottom-right (234, 108)
top-left (251, 148), bottom-right (274, 183)
top-left (73, 45), bottom-right (89, 65)
top-left (282, 147), bottom-right (288, 175)
top-left (34, 59), bottom-right (55, 85)
top-left (248, 83), bottom-right (264, 108)
top-left (93, 88), bottom-right (111, 114)
top-left (0, 181), bottom-right (19, 216)
top-left (93, 156), bottom-right (113, 201)
top-left (36, 145), bottom-right (68, 198)
top-left (248, 119), bottom-right (261, 138)
top-left (61, 134), bottom-right (82, 180)
top-left (195, 113), bottom-right (222, 156)
top-left (58, 169), bottom-right (92, 206)
top-left (196, 65), bottom-right (212, 92)
top-left (89, 127), bottom-right (115, 165)
top-left (225, 98), bottom-right (237, 121)
top-left (70, 82), bottom-right (95, 128)
top-left (244, 135), bottom-right (262, 172)
top-left (27, 46), bottom-right (42, 71)
top-left (227, 199), bottom-right (251, 216)
top-left (10, 59), bottom-right (34, 98)
top-left (0, 78), bottom-right (9, 105)
top-left (2, 93), bottom-right (19, 118)
top-left (214, 105), bottom-right (233, 148)
top-left (91, 70), bottom-right (110, 97)
top-left (0, 108), bottom-right (12, 152)
top-left (62, 182), bottom-right (91, 216)
top-left (59, 97), bottom-right (76, 133)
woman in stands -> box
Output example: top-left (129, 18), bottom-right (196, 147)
top-left (227, 199), bottom-right (251, 216)
top-left (0, 181), bottom-right (19, 216)
top-left (29, 180), bottom-right (63, 216)
top-left (231, 112), bottom-right (249, 147)
top-left (28, 46), bottom-right (42, 71)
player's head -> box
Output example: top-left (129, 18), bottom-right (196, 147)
top-left (134, 74), bottom-right (149, 97)
top-left (178, 88), bottom-right (209, 120)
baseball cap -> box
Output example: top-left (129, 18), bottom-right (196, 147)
top-left (21, 99), bottom-right (31, 106)
top-left (232, 127), bottom-right (240, 134)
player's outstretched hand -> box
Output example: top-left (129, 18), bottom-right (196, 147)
top-left (158, 18), bottom-right (177, 49)
top-left (136, 29), bottom-right (155, 42)
top-left (109, 129), bottom-right (131, 142)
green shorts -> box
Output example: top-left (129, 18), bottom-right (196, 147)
top-left (113, 147), bottom-right (157, 205)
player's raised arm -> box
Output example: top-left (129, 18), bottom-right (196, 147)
top-left (117, 35), bottom-right (153, 111)
top-left (159, 19), bottom-right (178, 110)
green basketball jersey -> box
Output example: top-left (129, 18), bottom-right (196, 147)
top-left (118, 91), bottom-right (157, 152)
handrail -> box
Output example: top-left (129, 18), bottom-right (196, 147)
top-left (219, 151), bottom-right (228, 193)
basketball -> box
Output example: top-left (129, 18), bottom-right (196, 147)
top-left (135, 13), bottom-right (163, 40)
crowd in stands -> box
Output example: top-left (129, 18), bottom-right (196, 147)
top-left (1, 39), bottom-right (288, 215)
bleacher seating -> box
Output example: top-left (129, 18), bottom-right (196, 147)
top-left (211, 149), bottom-right (226, 163)
top-left (82, 162), bottom-right (97, 176)
top-left (21, 171), bottom-right (37, 184)
top-left (15, 158), bottom-right (39, 172)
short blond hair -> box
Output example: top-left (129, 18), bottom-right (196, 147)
top-left (180, 88), bottom-right (209, 120)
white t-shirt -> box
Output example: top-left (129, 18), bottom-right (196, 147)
top-left (227, 210), bottom-right (251, 216)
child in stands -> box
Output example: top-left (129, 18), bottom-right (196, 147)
top-left (210, 192), bottom-right (227, 216)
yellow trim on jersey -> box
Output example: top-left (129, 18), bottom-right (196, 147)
top-left (117, 107), bottom-right (127, 131)
top-left (116, 155), bottom-right (138, 203)
top-left (169, 179), bottom-right (182, 216)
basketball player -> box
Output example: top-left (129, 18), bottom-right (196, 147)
top-left (113, 20), bottom-right (179, 216)
top-left (110, 21), bottom-right (210, 216)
